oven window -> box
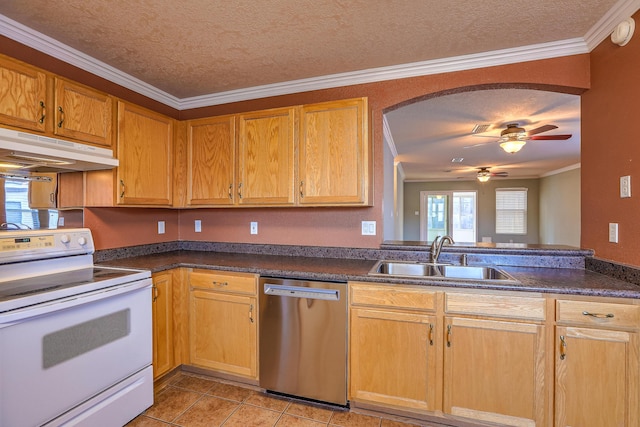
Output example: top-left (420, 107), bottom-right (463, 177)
top-left (42, 309), bottom-right (131, 369)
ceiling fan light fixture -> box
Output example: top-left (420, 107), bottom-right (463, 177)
top-left (477, 168), bottom-right (491, 182)
top-left (500, 139), bottom-right (526, 153)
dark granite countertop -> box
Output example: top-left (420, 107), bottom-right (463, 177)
top-left (99, 250), bottom-right (640, 299)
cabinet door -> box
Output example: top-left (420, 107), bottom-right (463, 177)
top-left (555, 326), bottom-right (639, 427)
top-left (27, 173), bottom-right (58, 209)
top-left (186, 115), bottom-right (236, 206)
top-left (152, 272), bottom-right (174, 379)
top-left (237, 107), bottom-right (296, 206)
top-left (299, 98), bottom-right (368, 205)
top-left (54, 78), bottom-right (113, 147)
top-left (350, 307), bottom-right (438, 411)
top-left (189, 290), bottom-right (257, 379)
top-left (116, 101), bottom-right (173, 206)
top-left (444, 317), bottom-right (546, 426)
top-left (0, 56), bottom-right (47, 132)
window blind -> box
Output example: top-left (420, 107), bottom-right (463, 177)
top-left (496, 188), bottom-right (527, 234)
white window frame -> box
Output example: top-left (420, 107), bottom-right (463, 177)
top-left (495, 188), bottom-right (528, 235)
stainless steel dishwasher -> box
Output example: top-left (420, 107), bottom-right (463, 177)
top-left (259, 277), bottom-right (347, 406)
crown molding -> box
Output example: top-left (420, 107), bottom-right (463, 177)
top-left (540, 163), bottom-right (581, 177)
top-left (0, 14), bottom-right (183, 109)
top-left (584, 0), bottom-right (640, 50)
top-left (382, 116), bottom-right (398, 158)
top-left (180, 38), bottom-right (589, 109)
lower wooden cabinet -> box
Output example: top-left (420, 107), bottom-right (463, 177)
top-left (443, 316), bottom-right (546, 426)
top-left (349, 282), bottom-right (439, 411)
top-left (151, 271), bottom-right (174, 379)
top-left (188, 269), bottom-right (258, 379)
top-left (350, 307), bottom-right (438, 411)
top-left (554, 299), bottom-right (640, 427)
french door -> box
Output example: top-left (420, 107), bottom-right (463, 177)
top-left (420, 191), bottom-right (477, 243)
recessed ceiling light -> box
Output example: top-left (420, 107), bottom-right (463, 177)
top-left (451, 158), bottom-right (464, 163)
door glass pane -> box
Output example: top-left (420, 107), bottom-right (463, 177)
top-left (452, 192), bottom-right (476, 243)
top-left (427, 195), bottom-right (448, 242)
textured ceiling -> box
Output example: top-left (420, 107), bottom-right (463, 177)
top-left (385, 89), bottom-right (581, 181)
top-left (0, 1), bottom-right (636, 181)
top-left (0, 0), bottom-right (621, 98)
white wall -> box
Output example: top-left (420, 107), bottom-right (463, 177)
top-left (539, 166), bottom-right (581, 247)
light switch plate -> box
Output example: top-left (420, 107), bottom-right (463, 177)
top-left (194, 220), bottom-right (202, 232)
top-left (620, 175), bottom-right (631, 198)
top-left (158, 221), bottom-right (165, 235)
top-left (609, 223), bottom-right (618, 243)
top-left (250, 222), bottom-right (258, 235)
top-left (361, 221), bottom-right (376, 235)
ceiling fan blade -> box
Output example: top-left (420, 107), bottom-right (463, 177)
top-left (529, 134), bottom-right (572, 140)
top-left (526, 124), bottom-right (558, 136)
top-left (491, 172), bottom-right (509, 177)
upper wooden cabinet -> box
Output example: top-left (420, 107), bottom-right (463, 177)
top-left (237, 107), bottom-right (296, 206)
top-left (116, 101), bottom-right (173, 206)
top-left (180, 98), bottom-right (370, 208)
top-left (0, 55), bottom-right (113, 149)
top-left (53, 78), bottom-right (113, 147)
top-left (186, 115), bottom-right (236, 206)
top-left (299, 98), bottom-right (369, 205)
top-left (0, 55), bottom-right (48, 133)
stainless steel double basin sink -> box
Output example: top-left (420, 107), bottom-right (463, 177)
top-left (368, 260), bottom-right (517, 282)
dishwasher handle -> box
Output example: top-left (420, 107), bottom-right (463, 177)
top-left (263, 283), bottom-right (340, 301)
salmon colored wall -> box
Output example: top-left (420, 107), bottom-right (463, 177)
top-left (174, 56), bottom-right (589, 249)
top-left (83, 208), bottom-right (179, 250)
top-left (1, 39), bottom-right (591, 250)
top-left (581, 10), bottom-right (640, 266)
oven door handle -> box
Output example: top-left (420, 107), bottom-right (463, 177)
top-left (0, 279), bottom-right (152, 327)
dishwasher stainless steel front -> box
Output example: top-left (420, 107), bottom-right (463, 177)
top-left (259, 277), bottom-right (348, 406)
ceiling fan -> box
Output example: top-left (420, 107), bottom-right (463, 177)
top-left (476, 167), bottom-right (508, 182)
top-left (466, 123), bottom-right (572, 153)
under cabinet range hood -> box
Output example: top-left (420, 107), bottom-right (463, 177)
top-left (0, 127), bottom-right (118, 173)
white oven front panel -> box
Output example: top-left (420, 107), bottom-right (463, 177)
top-left (0, 280), bottom-right (152, 427)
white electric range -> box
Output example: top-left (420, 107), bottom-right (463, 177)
top-left (0, 228), bottom-right (153, 427)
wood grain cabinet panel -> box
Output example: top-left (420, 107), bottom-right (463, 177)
top-left (554, 326), bottom-right (639, 427)
top-left (237, 107), bottom-right (296, 206)
top-left (0, 55), bottom-right (47, 132)
top-left (350, 307), bottom-right (438, 411)
top-left (54, 78), bottom-right (113, 147)
top-left (116, 101), bottom-right (173, 206)
top-left (186, 115), bottom-right (236, 206)
top-left (443, 316), bottom-right (546, 427)
top-left (188, 270), bottom-right (258, 380)
top-left (152, 271), bottom-right (174, 379)
top-left (299, 98), bottom-right (369, 205)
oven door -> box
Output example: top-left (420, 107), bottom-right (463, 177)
top-left (0, 279), bottom-right (153, 427)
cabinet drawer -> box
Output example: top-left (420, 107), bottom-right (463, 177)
top-left (189, 269), bottom-right (257, 295)
top-left (350, 282), bottom-right (436, 311)
top-left (556, 299), bottom-right (640, 329)
top-left (445, 292), bottom-right (546, 321)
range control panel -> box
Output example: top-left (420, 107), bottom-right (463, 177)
top-left (0, 228), bottom-right (94, 263)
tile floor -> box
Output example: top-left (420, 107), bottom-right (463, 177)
top-left (127, 372), bottom-right (454, 427)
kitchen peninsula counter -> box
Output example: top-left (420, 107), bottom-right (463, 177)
top-left (98, 248), bottom-right (640, 299)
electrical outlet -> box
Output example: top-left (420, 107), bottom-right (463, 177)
top-left (620, 175), bottom-right (631, 198)
top-left (57, 217), bottom-right (65, 227)
top-left (250, 221), bottom-right (258, 235)
top-left (194, 220), bottom-right (202, 232)
top-left (158, 221), bottom-right (165, 235)
top-left (361, 221), bottom-right (376, 235)
top-left (609, 223), bottom-right (618, 243)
